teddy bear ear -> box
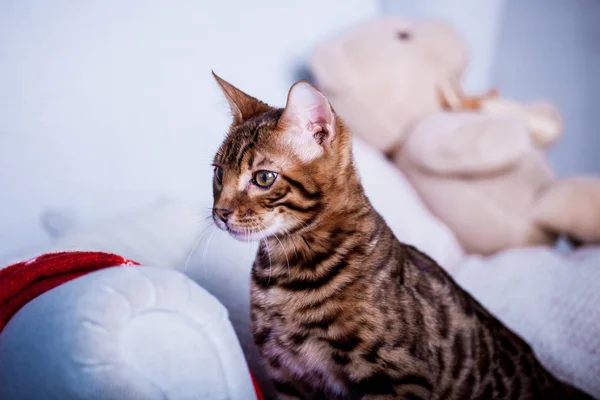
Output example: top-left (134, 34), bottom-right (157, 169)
top-left (310, 41), bottom-right (359, 94)
top-left (212, 71), bottom-right (272, 125)
top-left (278, 81), bottom-right (336, 162)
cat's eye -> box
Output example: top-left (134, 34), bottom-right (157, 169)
top-left (214, 167), bottom-right (224, 184)
top-left (253, 170), bottom-right (277, 188)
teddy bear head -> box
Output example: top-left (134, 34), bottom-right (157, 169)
top-left (310, 17), bottom-right (470, 152)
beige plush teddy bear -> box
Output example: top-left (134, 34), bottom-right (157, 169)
top-left (310, 17), bottom-right (600, 255)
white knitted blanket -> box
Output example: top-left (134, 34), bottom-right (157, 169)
top-left (454, 246), bottom-right (600, 397)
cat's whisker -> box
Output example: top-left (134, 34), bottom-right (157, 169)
top-left (200, 225), bottom-right (220, 272)
top-left (260, 222), bottom-right (290, 278)
top-left (245, 226), bottom-right (252, 259)
top-left (197, 214), bottom-right (213, 225)
top-left (247, 225), bottom-right (256, 259)
top-left (183, 235), bottom-right (203, 273)
top-left (183, 219), bottom-right (217, 273)
top-left (196, 209), bottom-right (214, 225)
top-left (282, 226), bottom-right (299, 261)
top-left (279, 233), bottom-right (291, 278)
top-left (256, 224), bottom-right (273, 285)
top-left (289, 214), bottom-right (310, 232)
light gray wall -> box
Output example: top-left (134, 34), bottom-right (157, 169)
top-left (494, 0), bottom-right (600, 177)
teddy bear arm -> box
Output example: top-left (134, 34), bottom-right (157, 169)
top-left (438, 79), bottom-right (500, 112)
top-left (481, 99), bottom-right (563, 148)
top-left (405, 113), bottom-right (532, 176)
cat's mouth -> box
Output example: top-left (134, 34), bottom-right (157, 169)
top-left (220, 223), bottom-right (268, 242)
top-left (212, 212), bottom-right (284, 242)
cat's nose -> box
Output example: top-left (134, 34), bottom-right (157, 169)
top-left (215, 208), bottom-right (233, 222)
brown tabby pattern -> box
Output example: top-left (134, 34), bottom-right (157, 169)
top-left (210, 73), bottom-right (593, 400)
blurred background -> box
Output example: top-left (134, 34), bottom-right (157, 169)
top-left (0, 0), bottom-right (598, 262)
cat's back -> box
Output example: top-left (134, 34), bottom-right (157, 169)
top-left (392, 235), bottom-right (593, 400)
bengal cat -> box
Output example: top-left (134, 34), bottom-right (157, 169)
top-left (209, 73), bottom-right (593, 400)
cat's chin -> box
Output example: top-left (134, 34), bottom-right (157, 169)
top-left (227, 227), bottom-right (261, 242)
top-left (225, 224), bottom-right (285, 242)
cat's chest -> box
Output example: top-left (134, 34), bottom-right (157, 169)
top-left (251, 289), bottom-right (351, 396)
top-left (288, 333), bottom-right (345, 385)
top-left (269, 322), bottom-right (350, 397)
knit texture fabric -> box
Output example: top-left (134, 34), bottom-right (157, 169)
top-left (454, 246), bottom-right (600, 397)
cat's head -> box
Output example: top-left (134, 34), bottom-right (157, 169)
top-left (211, 72), bottom-right (353, 241)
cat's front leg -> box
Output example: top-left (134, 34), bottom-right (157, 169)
top-left (261, 361), bottom-right (311, 400)
top-left (360, 385), bottom-right (432, 400)
top-left (362, 392), bottom-right (430, 400)
top-left (271, 376), bottom-right (329, 400)
top-left (269, 378), bottom-right (307, 400)
top-left (360, 396), bottom-right (397, 400)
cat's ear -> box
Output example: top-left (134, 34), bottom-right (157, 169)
top-left (212, 71), bottom-right (271, 125)
top-left (278, 81), bottom-right (336, 161)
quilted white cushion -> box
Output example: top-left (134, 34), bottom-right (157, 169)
top-left (0, 266), bottom-right (256, 400)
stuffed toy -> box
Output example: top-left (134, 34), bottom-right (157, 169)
top-left (310, 16), bottom-right (600, 255)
